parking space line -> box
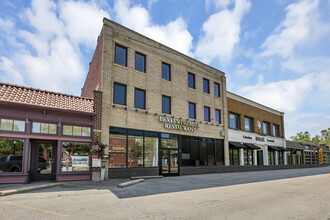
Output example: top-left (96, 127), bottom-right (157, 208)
top-left (0, 201), bottom-right (69, 217)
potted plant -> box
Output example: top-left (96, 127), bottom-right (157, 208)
top-left (90, 130), bottom-right (108, 181)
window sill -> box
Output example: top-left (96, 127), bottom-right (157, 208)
top-left (114, 63), bottom-right (128, 69)
top-left (161, 78), bottom-right (172, 83)
top-left (134, 69), bottom-right (147, 75)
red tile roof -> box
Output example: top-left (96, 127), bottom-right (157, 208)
top-left (0, 82), bottom-right (94, 113)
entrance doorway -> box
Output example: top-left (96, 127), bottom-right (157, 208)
top-left (30, 141), bottom-right (57, 180)
top-left (161, 149), bottom-right (179, 176)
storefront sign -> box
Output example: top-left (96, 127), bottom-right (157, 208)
top-left (92, 156), bottom-right (101, 167)
top-left (243, 135), bottom-right (252, 139)
top-left (159, 116), bottom-right (200, 132)
top-left (267, 139), bottom-right (275, 143)
top-left (256, 137), bottom-right (265, 142)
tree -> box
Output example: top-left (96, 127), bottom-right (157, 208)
top-left (290, 128), bottom-right (330, 146)
top-left (290, 131), bottom-right (312, 143)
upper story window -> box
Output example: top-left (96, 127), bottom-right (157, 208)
top-left (244, 117), bottom-right (253, 132)
top-left (134, 88), bottom-right (146, 109)
top-left (263, 122), bottom-right (270, 135)
top-left (162, 95), bottom-right (171, 114)
top-left (214, 82), bottom-right (220, 97)
top-left (273, 124), bottom-right (280, 137)
top-left (0, 118), bottom-right (25, 132)
top-left (188, 72), bottom-right (195, 89)
top-left (215, 109), bottom-right (221, 124)
top-left (63, 125), bottom-right (91, 137)
top-left (113, 83), bottom-right (127, 106)
top-left (189, 102), bottom-right (196, 119)
top-left (32, 122), bottom-right (57, 134)
top-left (229, 113), bottom-right (240, 129)
top-left (135, 52), bottom-right (146, 72)
top-left (162, 63), bottom-right (171, 81)
top-left (203, 78), bottom-right (209, 94)
top-left (204, 106), bottom-right (210, 122)
top-left (115, 44), bottom-right (127, 66)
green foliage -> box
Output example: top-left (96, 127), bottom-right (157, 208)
top-left (290, 128), bottom-right (330, 146)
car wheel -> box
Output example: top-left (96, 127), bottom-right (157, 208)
top-left (11, 167), bottom-right (20, 172)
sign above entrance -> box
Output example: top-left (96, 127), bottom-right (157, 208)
top-left (159, 116), bottom-right (200, 132)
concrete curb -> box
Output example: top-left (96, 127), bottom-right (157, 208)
top-left (118, 179), bottom-right (144, 188)
top-left (130, 176), bottom-right (163, 180)
top-left (0, 182), bottom-right (64, 197)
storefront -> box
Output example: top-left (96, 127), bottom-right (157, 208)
top-left (0, 83), bottom-right (94, 184)
top-left (108, 127), bottom-right (225, 178)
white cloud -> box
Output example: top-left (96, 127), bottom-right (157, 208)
top-left (59, 0), bottom-right (108, 49)
top-left (234, 63), bottom-right (254, 78)
top-left (0, 0), bottom-right (110, 95)
top-left (195, 0), bottom-right (251, 64)
top-left (113, 0), bottom-right (193, 55)
top-left (239, 73), bottom-right (315, 113)
top-left (261, 0), bottom-right (319, 57)
top-left (0, 56), bottom-right (24, 85)
top-left (285, 113), bottom-right (330, 138)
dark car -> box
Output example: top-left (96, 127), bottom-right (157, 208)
top-left (0, 155), bottom-right (47, 173)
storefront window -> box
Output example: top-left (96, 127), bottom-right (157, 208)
top-left (127, 135), bottom-right (143, 167)
top-left (63, 125), bottom-right (91, 137)
top-left (230, 148), bottom-right (239, 165)
top-left (109, 132), bottom-right (127, 168)
top-left (244, 149), bottom-right (253, 165)
top-left (207, 139), bottom-right (215, 166)
top-left (268, 150), bottom-right (275, 165)
top-left (0, 119), bottom-right (25, 132)
top-left (144, 136), bottom-right (158, 167)
top-left (199, 138), bottom-right (207, 166)
top-left (161, 133), bottom-right (178, 148)
top-left (191, 138), bottom-right (199, 166)
top-left (0, 139), bottom-right (24, 172)
top-left (278, 151), bottom-right (284, 165)
top-left (215, 139), bottom-right (224, 166)
top-left (32, 122), bottom-right (57, 134)
top-left (61, 142), bottom-right (90, 172)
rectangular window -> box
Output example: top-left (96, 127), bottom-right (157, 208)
top-left (203, 78), bottom-right (209, 93)
top-left (113, 83), bottom-right (127, 105)
top-left (215, 109), bottom-right (221, 124)
top-left (229, 113), bottom-right (240, 129)
top-left (135, 52), bottom-right (146, 72)
top-left (115, 44), bottom-right (127, 66)
top-left (0, 119), bottom-right (25, 132)
top-left (63, 125), bottom-right (91, 137)
top-left (215, 139), bottom-right (224, 166)
top-left (229, 147), bottom-right (240, 165)
top-left (207, 138), bottom-right (215, 166)
top-left (162, 95), bottom-right (171, 114)
top-left (61, 142), bottom-right (90, 172)
top-left (189, 102), bottom-right (196, 119)
top-left (244, 149), bottom-right (253, 165)
top-left (162, 63), bottom-right (171, 81)
top-left (244, 117), bottom-right (253, 132)
top-left (182, 136), bottom-right (191, 166)
top-left (204, 106), bottom-right (210, 122)
top-left (144, 135), bottom-right (158, 167)
top-left (188, 72), bottom-right (195, 89)
top-left (32, 122), bottom-right (57, 134)
top-left (199, 138), bottom-right (207, 166)
top-left (273, 124), bottom-right (280, 137)
top-left (214, 82), bottom-right (220, 97)
top-left (127, 134), bottom-right (143, 168)
top-left (109, 132), bottom-right (127, 168)
top-left (134, 88), bottom-right (146, 109)
top-left (263, 122), bottom-right (270, 135)
top-left (0, 139), bottom-right (24, 173)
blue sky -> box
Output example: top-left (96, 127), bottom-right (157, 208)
top-left (0, 0), bottom-right (329, 138)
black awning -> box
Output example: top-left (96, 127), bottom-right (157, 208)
top-left (229, 141), bottom-right (248, 149)
top-left (268, 145), bottom-right (280, 151)
top-left (276, 146), bottom-right (290, 151)
top-left (244, 143), bottom-right (261, 150)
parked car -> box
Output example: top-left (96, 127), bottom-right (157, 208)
top-left (0, 155), bottom-right (47, 173)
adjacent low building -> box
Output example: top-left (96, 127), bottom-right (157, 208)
top-left (227, 92), bottom-right (287, 166)
top-left (0, 83), bottom-right (94, 184)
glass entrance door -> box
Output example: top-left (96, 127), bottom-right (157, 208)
top-left (31, 141), bottom-right (57, 180)
top-left (161, 149), bottom-right (179, 176)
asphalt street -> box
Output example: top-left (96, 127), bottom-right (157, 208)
top-left (1, 166), bottom-right (330, 220)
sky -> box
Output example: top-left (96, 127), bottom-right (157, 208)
top-left (0, 0), bottom-right (329, 139)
